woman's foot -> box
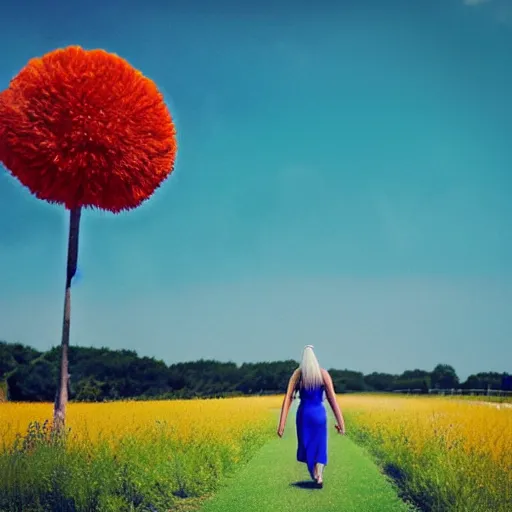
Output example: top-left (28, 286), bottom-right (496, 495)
top-left (314, 463), bottom-right (324, 488)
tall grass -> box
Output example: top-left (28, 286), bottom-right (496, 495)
top-left (3, 394), bottom-right (509, 511)
top-left (342, 395), bottom-right (512, 512)
top-left (0, 398), bottom-right (280, 511)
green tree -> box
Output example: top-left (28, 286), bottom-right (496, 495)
top-left (7, 358), bottom-right (57, 401)
top-left (364, 372), bottom-right (397, 391)
top-left (462, 372), bottom-right (506, 390)
top-left (75, 376), bottom-right (103, 402)
top-left (431, 364), bottom-right (459, 389)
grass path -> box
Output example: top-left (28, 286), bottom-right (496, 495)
top-left (199, 411), bottom-right (414, 512)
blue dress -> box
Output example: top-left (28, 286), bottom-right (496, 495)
top-left (296, 385), bottom-right (327, 478)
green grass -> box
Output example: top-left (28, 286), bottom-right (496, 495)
top-left (199, 413), bottom-right (415, 512)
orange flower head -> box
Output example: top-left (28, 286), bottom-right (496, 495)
top-left (0, 46), bottom-right (177, 212)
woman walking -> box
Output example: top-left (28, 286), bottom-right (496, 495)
top-left (277, 345), bottom-right (345, 488)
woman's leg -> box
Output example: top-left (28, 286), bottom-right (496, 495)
top-left (316, 463), bottom-right (324, 483)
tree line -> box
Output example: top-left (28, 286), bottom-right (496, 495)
top-left (0, 340), bottom-right (510, 402)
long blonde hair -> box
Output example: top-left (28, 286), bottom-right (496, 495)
top-left (298, 345), bottom-right (324, 390)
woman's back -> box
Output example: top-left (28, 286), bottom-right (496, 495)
top-left (298, 385), bottom-right (324, 405)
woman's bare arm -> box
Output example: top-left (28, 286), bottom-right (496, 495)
top-left (277, 369), bottom-right (300, 437)
top-left (322, 369), bottom-right (345, 433)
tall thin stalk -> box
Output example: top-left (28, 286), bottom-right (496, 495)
top-left (53, 207), bottom-right (81, 431)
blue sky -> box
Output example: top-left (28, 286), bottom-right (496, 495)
top-left (0, 0), bottom-right (511, 380)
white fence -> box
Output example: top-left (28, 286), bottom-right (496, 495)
top-left (428, 388), bottom-right (512, 396)
top-left (391, 388), bottom-right (512, 396)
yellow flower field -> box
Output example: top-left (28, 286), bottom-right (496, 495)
top-left (341, 394), bottom-right (512, 469)
top-left (340, 394), bottom-right (512, 511)
top-left (0, 396), bottom-right (282, 450)
top-left (0, 397), bottom-right (281, 512)
top-left (1, 394), bottom-right (510, 511)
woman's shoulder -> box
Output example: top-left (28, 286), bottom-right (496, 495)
top-left (320, 368), bottom-right (332, 384)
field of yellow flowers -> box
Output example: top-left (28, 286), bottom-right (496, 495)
top-left (0, 397), bottom-right (282, 512)
top-left (342, 394), bottom-right (512, 511)
top-left (1, 394), bottom-right (510, 511)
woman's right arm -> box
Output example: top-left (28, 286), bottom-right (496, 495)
top-left (322, 369), bottom-right (345, 434)
top-left (277, 369), bottom-right (300, 437)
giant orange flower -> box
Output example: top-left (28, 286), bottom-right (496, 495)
top-left (0, 46), bottom-right (177, 212)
